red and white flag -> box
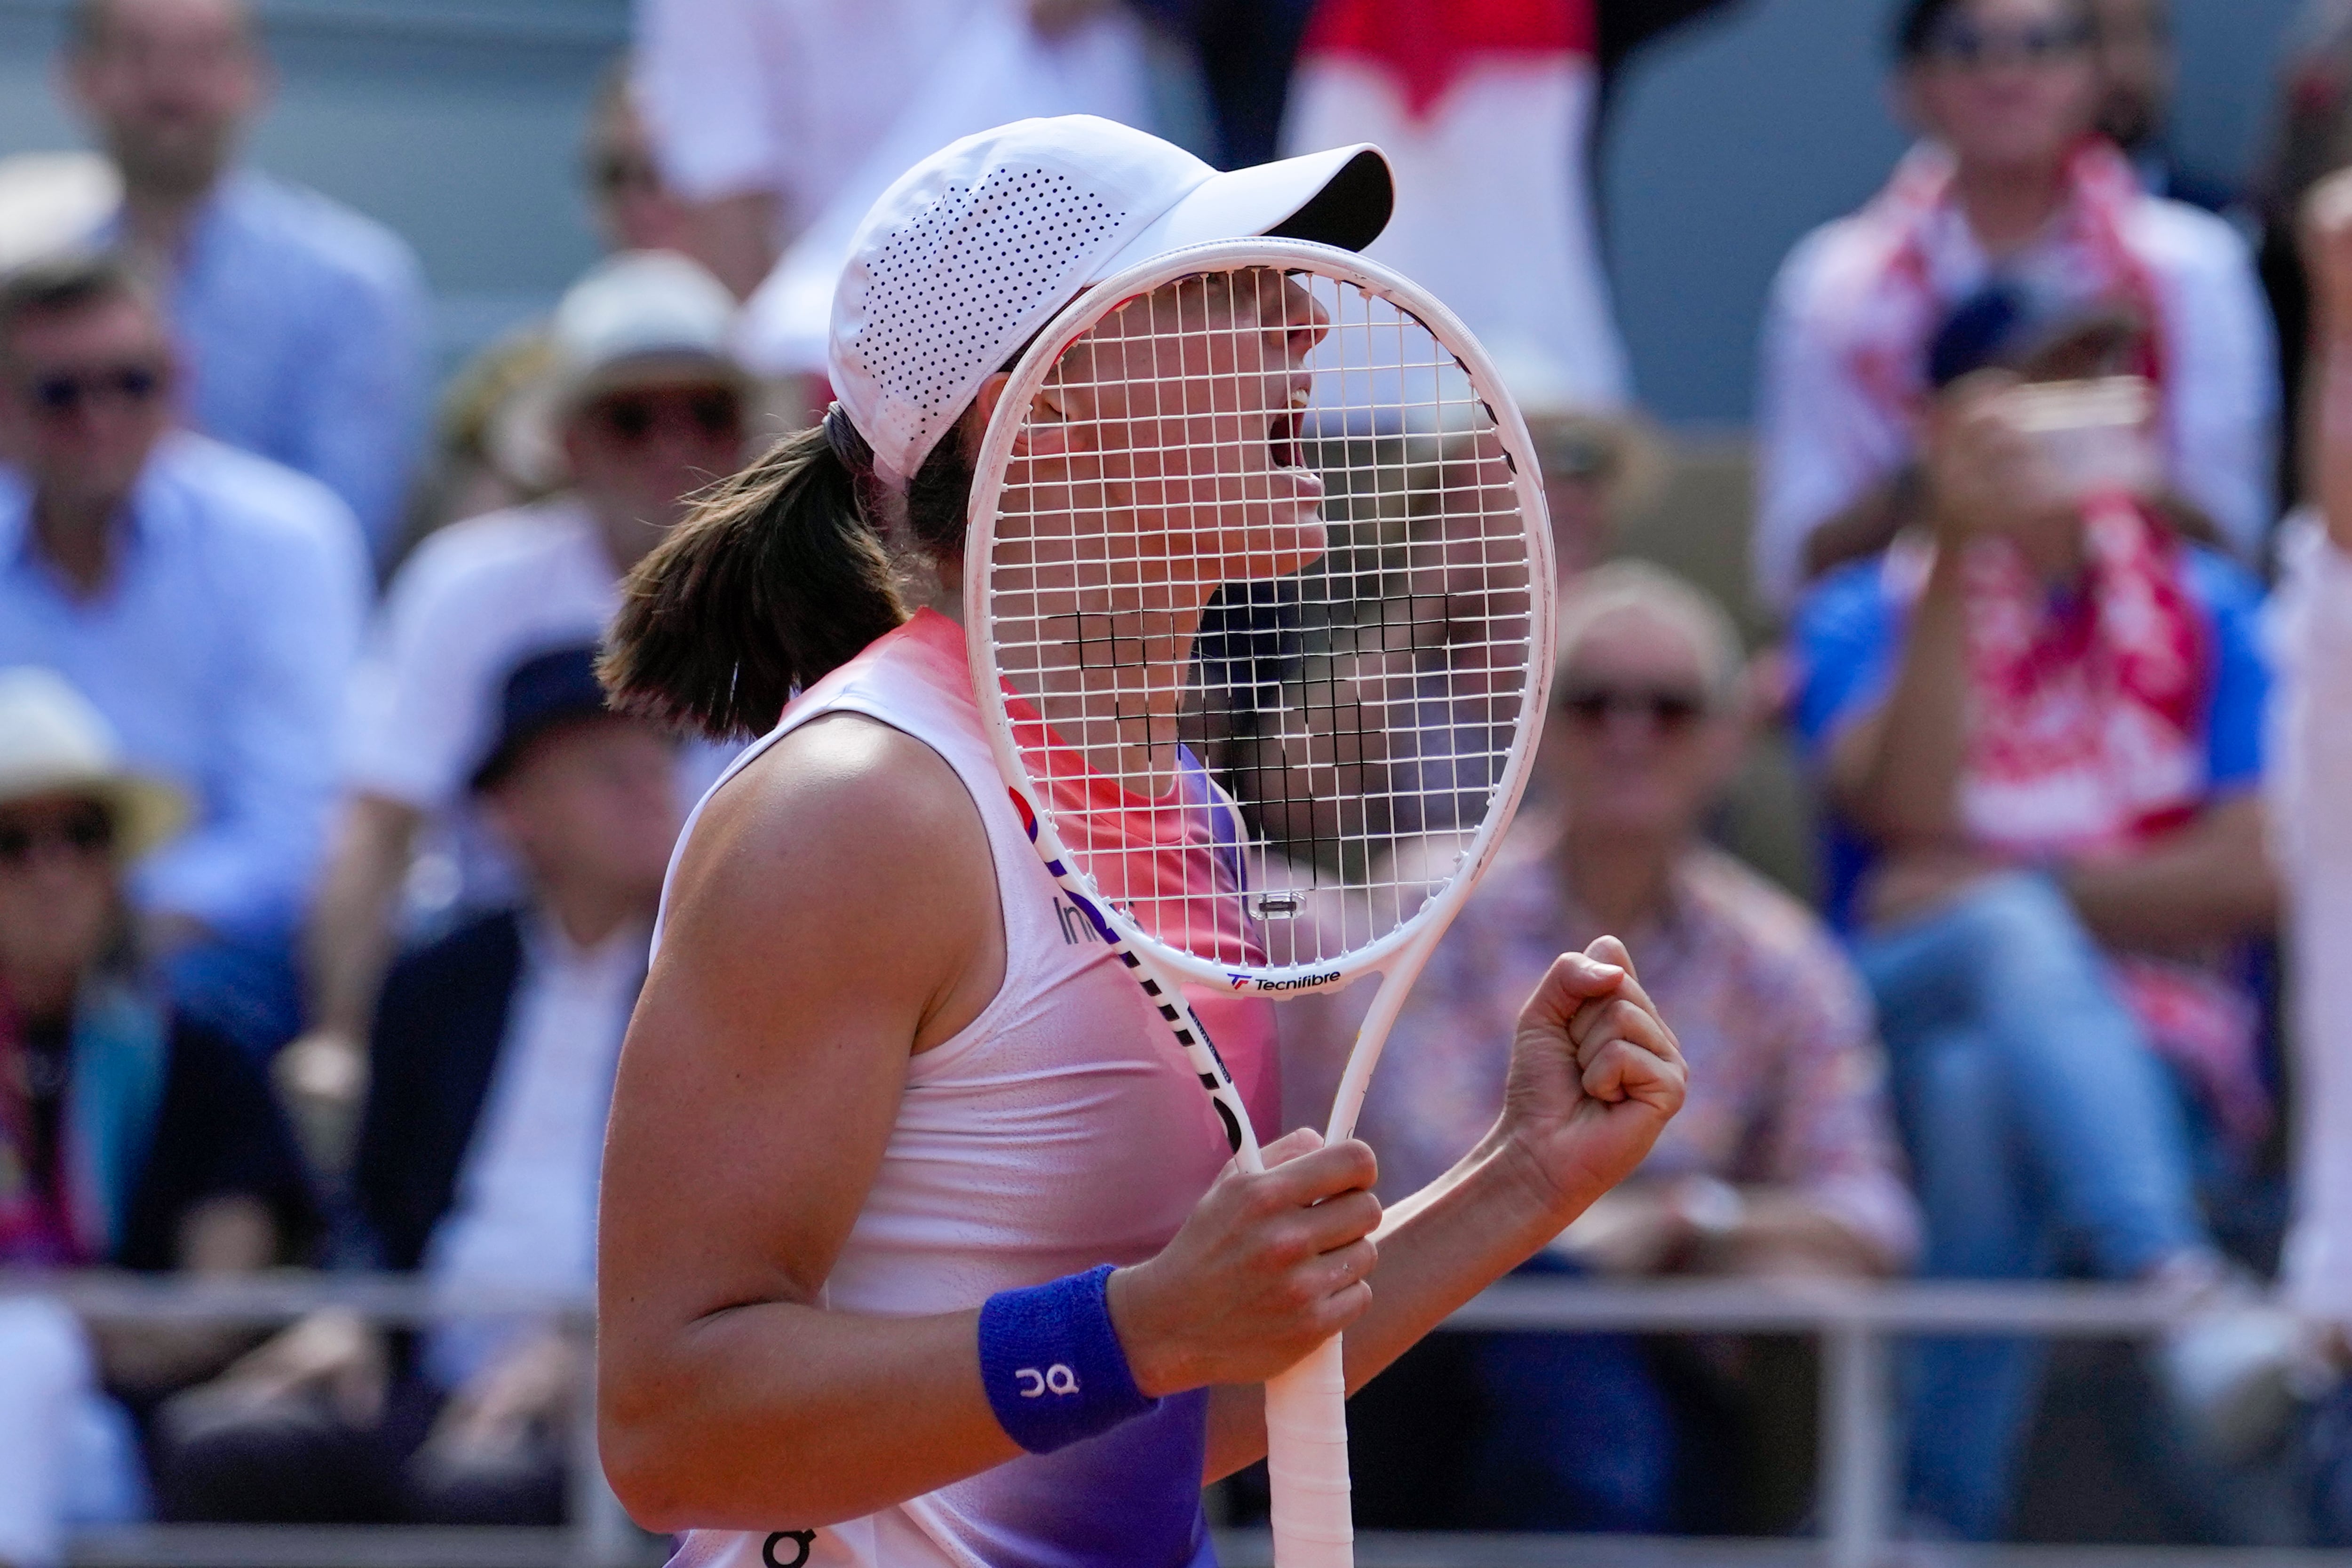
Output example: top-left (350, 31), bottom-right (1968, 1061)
top-left (1281, 0), bottom-right (1630, 408)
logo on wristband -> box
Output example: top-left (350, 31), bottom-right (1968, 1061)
top-left (762, 1531), bottom-right (814, 1568)
top-left (1016, 1363), bottom-right (1081, 1397)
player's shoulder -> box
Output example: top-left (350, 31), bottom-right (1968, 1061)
top-left (680, 710), bottom-right (991, 919)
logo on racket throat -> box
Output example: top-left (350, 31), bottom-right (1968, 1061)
top-left (1232, 971), bottom-right (1340, 994)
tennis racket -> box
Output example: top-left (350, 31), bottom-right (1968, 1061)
top-left (965, 237), bottom-right (1554, 1567)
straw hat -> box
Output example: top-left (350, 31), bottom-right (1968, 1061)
top-left (0, 668), bottom-right (191, 861)
top-left (0, 151), bottom-right (119, 272)
top-left (491, 250), bottom-right (751, 491)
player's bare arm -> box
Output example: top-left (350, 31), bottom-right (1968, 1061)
top-left (1200, 938), bottom-right (1686, 1479)
top-left (598, 713), bottom-right (1384, 1527)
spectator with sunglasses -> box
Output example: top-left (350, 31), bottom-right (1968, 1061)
top-left (0, 668), bottom-right (316, 1564)
top-left (285, 251), bottom-right (748, 1175)
top-left (1754, 0), bottom-right (2275, 612)
top-left (57, 0), bottom-right (429, 562)
top-left (0, 252), bottom-right (369, 1064)
top-left (155, 645), bottom-right (677, 1525)
top-left (412, 57), bottom-right (700, 541)
top-left (1330, 563), bottom-right (1917, 1532)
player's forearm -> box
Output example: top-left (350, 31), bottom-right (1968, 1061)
top-left (1200, 1130), bottom-right (1567, 1480)
top-left (599, 1300), bottom-right (1016, 1531)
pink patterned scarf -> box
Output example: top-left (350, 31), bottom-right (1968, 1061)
top-left (1842, 137), bottom-right (2169, 426)
top-left (1944, 500), bottom-right (2266, 1143)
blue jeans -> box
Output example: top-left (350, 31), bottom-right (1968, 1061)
top-left (1855, 872), bottom-right (2206, 1540)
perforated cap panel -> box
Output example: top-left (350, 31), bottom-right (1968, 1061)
top-left (826, 117), bottom-right (1394, 489)
top-left (842, 164), bottom-right (1127, 483)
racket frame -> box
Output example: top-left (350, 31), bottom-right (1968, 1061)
top-left (964, 236), bottom-right (1557, 1568)
top-left (964, 236), bottom-right (1558, 1004)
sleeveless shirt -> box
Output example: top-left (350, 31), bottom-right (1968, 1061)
top-left (651, 609), bottom-right (1274, 1568)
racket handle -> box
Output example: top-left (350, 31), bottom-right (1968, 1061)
top-left (1264, 1334), bottom-right (1351, 1567)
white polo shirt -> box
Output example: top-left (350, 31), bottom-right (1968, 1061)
top-left (343, 497), bottom-right (729, 911)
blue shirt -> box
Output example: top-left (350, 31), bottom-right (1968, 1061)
top-left (1791, 544), bottom-right (2271, 934)
top-left (99, 171), bottom-right (429, 560)
top-left (0, 434), bottom-right (371, 932)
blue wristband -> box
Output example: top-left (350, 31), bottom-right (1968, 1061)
top-left (977, 1264), bottom-right (1159, 1454)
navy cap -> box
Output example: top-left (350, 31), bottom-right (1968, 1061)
top-left (470, 644), bottom-right (617, 790)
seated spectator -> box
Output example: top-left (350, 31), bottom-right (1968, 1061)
top-left (1330, 564), bottom-right (1918, 1533)
top-left (60, 0), bottom-right (429, 561)
top-left (411, 56), bottom-right (700, 541)
top-left (1755, 0), bottom-right (2274, 611)
top-left (1793, 290), bottom-right (2279, 1538)
top-left (0, 253), bottom-right (370, 1060)
top-left (159, 645), bottom-right (679, 1523)
top-left (286, 251), bottom-right (746, 1169)
top-left (0, 669), bottom-right (317, 1565)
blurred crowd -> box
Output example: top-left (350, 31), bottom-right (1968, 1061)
top-left (8, 0), bottom-right (2352, 1555)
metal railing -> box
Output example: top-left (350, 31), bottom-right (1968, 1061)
top-left (4, 1271), bottom-right (2327, 1568)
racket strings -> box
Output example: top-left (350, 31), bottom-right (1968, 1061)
top-left (985, 266), bottom-right (1537, 974)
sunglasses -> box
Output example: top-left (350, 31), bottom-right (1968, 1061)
top-left (1558, 683), bottom-right (1709, 732)
top-left (589, 389), bottom-right (743, 445)
top-left (0, 803), bottom-right (116, 868)
top-left (1922, 17), bottom-right (2095, 69)
top-left (24, 363), bottom-right (167, 420)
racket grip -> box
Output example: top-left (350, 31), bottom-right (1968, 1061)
top-left (1264, 1334), bottom-right (1352, 1567)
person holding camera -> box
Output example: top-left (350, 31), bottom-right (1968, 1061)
top-left (1790, 284), bottom-right (2280, 1541)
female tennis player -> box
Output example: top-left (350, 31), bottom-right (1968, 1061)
top-left (594, 117), bottom-right (1685, 1567)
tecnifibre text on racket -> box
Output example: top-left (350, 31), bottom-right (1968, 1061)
top-left (966, 237), bottom-right (1555, 1567)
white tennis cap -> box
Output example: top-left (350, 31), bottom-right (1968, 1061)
top-left (828, 115), bottom-right (1392, 490)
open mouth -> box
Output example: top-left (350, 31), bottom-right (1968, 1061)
top-left (1269, 410), bottom-right (1300, 471)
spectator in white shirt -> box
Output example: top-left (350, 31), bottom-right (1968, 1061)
top-left (283, 252), bottom-right (747, 1165)
top-left (629, 0), bottom-right (1151, 301)
top-left (158, 644), bottom-right (678, 1524)
top-left (1753, 0), bottom-right (2275, 613)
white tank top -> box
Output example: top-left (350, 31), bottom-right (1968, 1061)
top-left (650, 609), bottom-right (1276, 1568)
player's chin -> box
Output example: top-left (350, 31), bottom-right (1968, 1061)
top-left (1242, 509), bottom-right (1328, 579)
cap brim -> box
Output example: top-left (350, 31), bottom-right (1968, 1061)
top-left (1086, 143), bottom-right (1393, 285)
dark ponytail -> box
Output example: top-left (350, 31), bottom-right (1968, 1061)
top-left (600, 405), bottom-right (975, 740)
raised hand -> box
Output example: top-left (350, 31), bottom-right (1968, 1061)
top-left (1494, 936), bottom-right (1687, 1224)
